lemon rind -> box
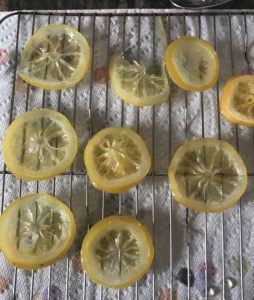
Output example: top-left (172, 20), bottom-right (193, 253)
top-left (81, 215), bottom-right (154, 289)
top-left (165, 36), bottom-right (219, 92)
top-left (109, 55), bottom-right (170, 107)
top-left (220, 75), bottom-right (254, 127)
top-left (84, 127), bottom-right (151, 194)
top-left (2, 109), bottom-right (78, 181)
top-left (0, 193), bottom-right (76, 269)
top-left (168, 138), bottom-right (247, 213)
top-left (18, 24), bottom-right (91, 90)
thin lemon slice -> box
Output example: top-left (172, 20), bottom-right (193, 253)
top-left (165, 36), bottom-right (219, 92)
top-left (81, 215), bottom-right (154, 289)
top-left (220, 75), bottom-right (254, 127)
top-left (3, 109), bottom-right (78, 180)
top-left (168, 138), bottom-right (247, 213)
top-left (84, 127), bottom-right (151, 193)
top-left (18, 24), bottom-right (90, 90)
top-left (0, 194), bottom-right (75, 269)
top-left (109, 55), bottom-right (170, 106)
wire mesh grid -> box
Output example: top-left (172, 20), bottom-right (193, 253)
top-left (0, 10), bottom-right (254, 300)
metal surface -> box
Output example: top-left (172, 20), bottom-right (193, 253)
top-left (170, 0), bottom-right (233, 9)
top-left (0, 9), bottom-right (253, 300)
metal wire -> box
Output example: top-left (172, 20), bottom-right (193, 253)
top-left (12, 12), bottom-right (36, 299)
top-left (198, 14), bottom-right (208, 300)
top-left (213, 14), bottom-right (226, 300)
top-left (32, 13), bottom-right (54, 300)
top-left (0, 11), bottom-right (20, 220)
top-left (135, 13), bottom-right (141, 300)
top-left (66, 13), bottom-right (82, 300)
top-left (118, 14), bottom-right (126, 221)
top-left (1, 11), bottom-right (252, 22)
top-left (167, 13), bottom-right (174, 300)
top-left (228, 13), bottom-right (244, 300)
top-left (0, 10), bottom-right (252, 300)
top-left (100, 13), bottom-right (111, 300)
top-left (182, 13), bottom-right (191, 300)
top-left (151, 14), bottom-right (156, 300)
top-left (83, 13), bottom-right (96, 300)
top-left (117, 14), bottom-right (127, 300)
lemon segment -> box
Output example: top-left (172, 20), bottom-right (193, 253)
top-left (165, 36), bottom-right (219, 92)
top-left (81, 215), bottom-right (154, 289)
top-left (3, 109), bottom-right (78, 180)
top-left (0, 194), bottom-right (76, 269)
top-left (168, 138), bottom-right (247, 213)
top-left (84, 127), bottom-right (151, 193)
top-left (109, 55), bottom-right (170, 106)
top-left (18, 24), bottom-right (90, 90)
top-left (220, 75), bottom-right (254, 127)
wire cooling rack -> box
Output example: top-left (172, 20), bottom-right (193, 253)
top-left (1, 9), bottom-right (254, 300)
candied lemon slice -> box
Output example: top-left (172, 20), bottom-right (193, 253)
top-left (18, 24), bottom-right (90, 90)
top-left (220, 75), bottom-right (254, 127)
top-left (0, 194), bottom-right (75, 269)
top-left (81, 215), bottom-right (154, 289)
top-left (109, 55), bottom-right (170, 106)
top-left (168, 138), bottom-right (247, 213)
top-left (84, 127), bottom-right (151, 193)
top-left (165, 36), bottom-right (219, 92)
top-left (3, 109), bottom-right (78, 180)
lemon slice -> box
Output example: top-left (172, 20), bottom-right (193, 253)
top-left (84, 127), bottom-right (151, 193)
top-left (165, 36), bottom-right (219, 92)
top-left (3, 109), bottom-right (78, 180)
top-left (18, 24), bottom-right (90, 90)
top-left (81, 215), bottom-right (154, 289)
top-left (220, 75), bottom-right (254, 127)
top-left (0, 194), bottom-right (75, 269)
top-left (109, 55), bottom-right (170, 106)
top-left (168, 138), bottom-right (247, 213)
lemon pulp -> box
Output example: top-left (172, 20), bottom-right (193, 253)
top-left (109, 55), bottom-right (170, 106)
top-left (0, 194), bottom-right (75, 269)
top-left (81, 215), bottom-right (154, 289)
top-left (169, 138), bottom-right (247, 212)
top-left (3, 109), bottom-right (78, 180)
top-left (220, 75), bottom-right (254, 127)
top-left (165, 36), bottom-right (219, 92)
top-left (18, 24), bottom-right (90, 90)
top-left (84, 127), bottom-right (151, 193)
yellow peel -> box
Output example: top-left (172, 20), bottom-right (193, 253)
top-left (3, 109), bottom-right (78, 180)
top-left (109, 55), bottom-right (170, 106)
top-left (165, 36), bottom-right (219, 92)
top-left (220, 75), bottom-right (254, 127)
top-left (81, 215), bottom-right (154, 289)
top-left (0, 194), bottom-right (76, 269)
top-left (84, 127), bottom-right (151, 193)
top-left (19, 24), bottom-right (90, 90)
top-left (168, 138), bottom-right (247, 213)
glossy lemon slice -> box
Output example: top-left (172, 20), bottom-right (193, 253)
top-left (220, 75), bottom-right (254, 127)
top-left (3, 109), bottom-right (78, 180)
top-left (81, 215), bottom-right (154, 289)
top-left (165, 36), bottom-right (219, 92)
top-left (18, 24), bottom-right (90, 90)
top-left (109, 55), bottom-right (170, 106)
top-left (84, 127), bottom-right (151, 193)
top-left (0, 194), bottom-right (75, 269)
top-left (168, 138), bottom-right (247, 213)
